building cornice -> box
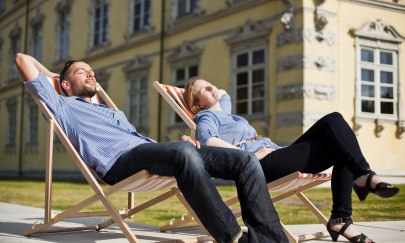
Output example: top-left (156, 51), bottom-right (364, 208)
top-left (341, 0), bottom-right (405, 12)
top-left (165, 0), bottom-right (271, 36)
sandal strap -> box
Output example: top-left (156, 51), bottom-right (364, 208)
top-left (339, 221), bottom-right (352, 236)
top-left (350, 233), bottom-right (370, 243)
top-left (329, 217), bottom-right (353, 235)
top-left (375, 181), bottom-right (394, 190)
top-left (365, 171), bottom-right (376, 191)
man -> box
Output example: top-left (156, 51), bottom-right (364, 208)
top-left (16, 53), bottom-right (288, 243)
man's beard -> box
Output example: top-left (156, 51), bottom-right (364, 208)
top-left (77, 85), bottom-right (97, 98)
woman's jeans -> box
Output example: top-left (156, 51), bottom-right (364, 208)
top-left (260, 112), bottom-right (370, 219)
top-left (103, 141), bottom-right (288, 243)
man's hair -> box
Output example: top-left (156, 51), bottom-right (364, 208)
top-left (59, 60), bottom-right (77, 95)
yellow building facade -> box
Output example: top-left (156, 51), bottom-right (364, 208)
top-left (0, 0), bottom-right (404, 178)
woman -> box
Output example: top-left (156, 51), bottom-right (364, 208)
top-left (184, 77), bottom-right (399, 243)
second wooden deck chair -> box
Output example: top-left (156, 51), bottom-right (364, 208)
top-left (24, 76), bottom-right (209, 243)
top-left (153, 81), bottom-right (333, 243)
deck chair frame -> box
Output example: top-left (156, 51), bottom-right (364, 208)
top-left (153, 81), bottom-right (332, 243)
top-left (24, 78), bottom-right (208, 243)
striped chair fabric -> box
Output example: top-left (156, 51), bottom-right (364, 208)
top-left (269, 172), bottom-right (332, 192)
top-left (163, 85), bottom-right (194, 120)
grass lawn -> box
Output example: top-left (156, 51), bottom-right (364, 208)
top-left (0, 179), bottom-right (404, 226)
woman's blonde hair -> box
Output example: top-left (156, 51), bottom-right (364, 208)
top-left (184, 76), bottom-right (205, 115)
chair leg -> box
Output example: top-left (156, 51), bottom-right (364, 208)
top-left (280, 222), bottom-right (299, 243)
top-left (296, 192), bottom-right (328, 225)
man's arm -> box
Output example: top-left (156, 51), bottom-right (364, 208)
top-left (15, 53), bottom-right (59, 81)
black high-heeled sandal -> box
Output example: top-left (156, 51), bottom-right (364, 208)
top-left (353, 170), bottom-right (399, 201)
top-left (327, 218), bottom-right (375, 243)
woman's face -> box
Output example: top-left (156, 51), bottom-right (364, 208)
top-left (192, 79), bottom-right (221, 109)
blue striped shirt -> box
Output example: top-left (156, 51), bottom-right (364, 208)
top-left (195, 94), bottom-right (283, 153)
top-left (25, 72), bottom-right (155, 177)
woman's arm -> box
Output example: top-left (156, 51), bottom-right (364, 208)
top-left (208, 137), bottom-right (274, 160)
top-left (206, 136), bottom-right (239, 149)
top-left (254, 147), bottom-right (275, 160)
top-left (15, 53), bottom-right (58, 81)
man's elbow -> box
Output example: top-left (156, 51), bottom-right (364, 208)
top-left (15, 53), bottom-right (26, 67)
top-left (15, 53), bottom-right (27, 66)
top-left (15, 53), bottom-right (35, 82)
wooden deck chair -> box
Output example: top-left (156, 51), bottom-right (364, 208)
top-left (24, 76), bottom-right (209, 243)
top-left (153, 81), bottom-right (333, 243)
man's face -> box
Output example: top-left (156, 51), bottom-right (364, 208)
top-left (62, 62), bottom-right (97, 98)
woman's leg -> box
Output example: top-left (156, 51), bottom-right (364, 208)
top-left (292, 112), bottom-right (370, 179)
top-left (260, 140), bottom-right (332, 182)
top-left (261, 112), bottom-right (366, 218)
top-left (260, 139), bottom-right (352, 218)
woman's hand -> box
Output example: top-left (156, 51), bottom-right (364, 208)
top-left (255, 147), bottom-right (274, 160)
top-left (213, 89), bottom-right (227, 100)
top-left (180, 135), bottom-right (201, 149)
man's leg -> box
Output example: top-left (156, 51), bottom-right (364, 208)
top-left (103, 141), bottom-right (241, 243)
top-left (198, 145), bottom-right (288, 243)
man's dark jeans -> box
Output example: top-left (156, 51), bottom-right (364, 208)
top-left (103, 141), bottom-right (288, 243)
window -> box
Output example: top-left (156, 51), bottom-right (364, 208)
top-left (353, 19), bottom-right (404, 122)
top-left (93, 0), bottom-right (109, 46)
top-left (133, 0), bottom-right (150, 32)
top-left (358, 47), bottom-right (397, 118)
top-left (123, 56), bottom-right (151, 133)
top-left (57, 11), bottom-right (70, 60)
top-left (177, 0), bottom-right (197, 17)
top-left (31, 23), bottom-right (42, 60)
top-left (8, 25), bottom-right (21, 81)
top-left (174, 65), bottom-right (198, 88)
top-left (55, 0), bottom-right (72, 60)
top-left (0, 0), bottom-right (5, 12)
top-left (27, 100), bottom-right (38, 145)
top-left (170, 0), bottom-right (202, 25)
top-left (6, 99), bottom-right (17, 147)
top-left (234, 48), bottom-right (266, 115)
top-left (128, 77), bottom-right (148, 131)
top-left (93, 69), bottom-right (110, 104)
top-left (168, 41), bottom-right (201, 124)
top-left (225, 20), bottom-right (269, 117)
top-left (173, 65), bottom-right (198, 123)
top-left (0, 39), bottom-right (3, 81)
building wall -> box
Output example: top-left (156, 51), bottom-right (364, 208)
top-left (0, 0), bottom-right (404, 178)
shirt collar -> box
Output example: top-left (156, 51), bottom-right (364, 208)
top-left (71, 96), bottom-right (107, 108)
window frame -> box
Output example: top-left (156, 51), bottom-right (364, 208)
top-left (171, 64), bottom-right (199, 124)
top-left (92, 1), bottom-right (109, 47)
top-left (177, 0), bottom-right (197, 17)
top-left (8, 26), bottom-right (21, 81)
top-left (127, 76), bottom-right (149, 133)
top-left (356, 40), bottom-right (398, 121)
top-left (6, 101), bottom-right (17, 147)
top-left (56, 11), bottom-right (70, 60)
top-left (27, 100), bottom-right (39, 145)
top-left (232, 47), bottom-right (267, 116)
top-left (31, 23), bottom-right (42, 60)
top-left (133, 0), bottom-right (151, 32)
top-left (0, 0), bottom-right (5, 13)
